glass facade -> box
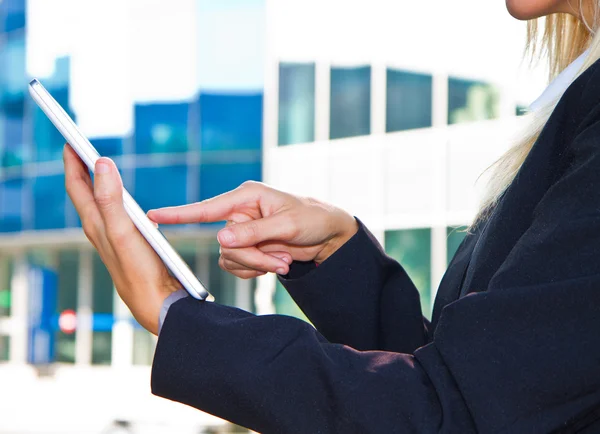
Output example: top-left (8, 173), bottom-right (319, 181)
top-left (0, 0), bottom-right (265, 368)
top-left (135, 165), bottom-right (189, 211)
top-left (55, 251), bottom-right (78, 363)
top-left (447, 226), bottom-right (468, 265)
top-left (330, 66), bottom-right (371, 140)
top-left (274, 280), bottom-right (308, 322)
top-left (386, 69), bottom-right (432, 132)
top-left (385, 229), bottom-right (432, 317)
top-left (0, 335), bottom-right (9, 361)
top-left (448, 77), bottom-right (500, 125)
top-left (0, 257), bottom-right (12, 317)
top-left (199, 93), bottom-right (262, 201)
top-left (1, 0), bottom-right (26, 34)
top-left (278, 63), bottom-right (315, 146)
top-left (92, 253), bottom-right (113, 365)
top-left (135, 102), bottom-right (191, 154)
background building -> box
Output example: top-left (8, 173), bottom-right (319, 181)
top-left (0, 0), bottom-right (545, 432)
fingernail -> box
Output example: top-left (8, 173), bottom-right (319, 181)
top-left (96, 158), bottom-right (110, 174)
top-left (276, 268), bottom-right (286, 275)
top-left (282, 256), bottom-right (292, 264)
top-left (218, 229), bottom-right (235, 245)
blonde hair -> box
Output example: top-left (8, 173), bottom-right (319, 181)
top-left (472, 4), bottom-right (600, 228)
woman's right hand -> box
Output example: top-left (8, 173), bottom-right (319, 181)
top-left (147, 181), bottom-right (358, 279)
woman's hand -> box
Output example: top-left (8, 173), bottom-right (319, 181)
top-left (147, 181), bottom-right (358, 279)
top-left (64, 145), bottom-right (180, 335)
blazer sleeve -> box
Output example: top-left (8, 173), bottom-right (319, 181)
top-left (279, 219), bottom-right (429, 353)
top-left (151, 121), bottom-right (600, 433)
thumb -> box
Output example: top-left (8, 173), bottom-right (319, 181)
top-left (217, 214), bottom-right (295, 248)
top-left (94, 158), bottom-right (135, 242)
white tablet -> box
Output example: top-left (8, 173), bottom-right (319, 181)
top-left (29, 78), bottom-right (210, 301)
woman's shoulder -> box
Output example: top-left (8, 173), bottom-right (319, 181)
top-left (563, 57), bottom-right (600, 132)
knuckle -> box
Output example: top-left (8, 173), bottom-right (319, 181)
top-left (241, 221), bottom-right (260, 243)
top-left (94, 191), bottom-right (116, 209)
top-left (106, 225), bottom-right (129, 246)
top-left (282, 213), bottom-right (300, 238)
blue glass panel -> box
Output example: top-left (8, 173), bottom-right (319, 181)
top-left (32, 175), bottom-right (66, 230)
top-left (134, 166), bottom-right (187, 211)
top-left (2, 114), bottom-right (26, 167)
top-left (386, 69), bottom-right (433, 132)
top-left (0, 33), bottom-right (26, 104)
top-left (448, 77), bottom-right (500, 124)
top-left (91, 137), bottom-right (123, 157)
top-left (330, 66), bottom-right (371, 140)
top-left (200, 160), bottom-right (261, 202)
top-left (1, 0), bottom-right (26, 33)
top-left (385, 228), bottom-right (432, 318)
top-left (200, 93), bottom-right (263, 151)
top-left (0, 178), bottom-right (23, 232)
top-left (278, 63), bottom-right (315, 146)
top-left (34, 87), bottom-right (72, 162)
top-left (134, 103), bottom-right (190, 154)
top-left (447, 226), bottom-right (468, 265)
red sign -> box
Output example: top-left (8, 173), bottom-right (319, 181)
top-left (59, 309), bottom-right (77, 334)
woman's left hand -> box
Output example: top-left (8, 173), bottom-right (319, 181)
top-left (63, 144), bottom-right (181, 335)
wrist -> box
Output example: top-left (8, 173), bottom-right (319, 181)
top-left (315, 211), bottom-right (358, 264)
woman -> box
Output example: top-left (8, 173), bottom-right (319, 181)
top-left (64, 1), bottom-right (600, 432)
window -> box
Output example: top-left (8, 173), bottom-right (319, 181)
top-left (134, 103), bottom-right (190, 154)
top-left (2, 114), bottom-right (27, 167)
top-left (34, 87), bottom-right (72, 163)
top-left (200, 160), bottom-right (261, 202)
top-left (386, 69), bottom-right (432, 132)
top-left (134, 165), bottom-right (188, 211)
top-left (91, 137), bottom-right (123, 157)
top-left (92, 253), bottom-right (113, 365)
top-left (278, 63), bottom-right (315, 146)
top-left (274, 280), bottom-right (308, 322)
top-left (0, 33), bottom-right (26, 104)
top-left (447, 226), bottom-right (468, 265)
top-left (0, 335), bottom-right (9, 362)
top-left (0, 178), bottom-right (24, 232)
top-left (55, 251), bottom-right (78, 363)
top-left (1, 0), bottom-right (26, 33)
top-left (33, 175), bottom-right (66, 230)
top-left (448, 77), bottom-right (500, 124)
top-left (200, 93), bottom-right (263, 151)
top-left (330, 66), bottom-right (371, 140)
top-left (0, 257), bottom-right (13, 317)
top-left (385, 229), bottom-right (432, 317)
top-left (516, 105), bottom-right (528, 116)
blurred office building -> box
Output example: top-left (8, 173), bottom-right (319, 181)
top-left (0, 0), bottom-right (545, 433)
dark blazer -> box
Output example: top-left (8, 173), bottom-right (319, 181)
top-left (151, 59), bottom-right (600, 433)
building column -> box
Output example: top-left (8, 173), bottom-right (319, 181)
top-left (371, 62), bottom-right (387, 135)
top-left (235, 277), bottom-right (252, 312)
top-left (430, 72), bottom-right (450, 307)
top-left (254, 274), bottom-right (276, 315)
top-left (75, 249), bottom-right (93, 366)
top-left (432, 72), bottom-right (449, 127)
top-left (9, 252), bottom-right (28, 364)
top-left (111, 289), bottom-right (134, 368)
top-left (315, 61), bottom-right (331, 142)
